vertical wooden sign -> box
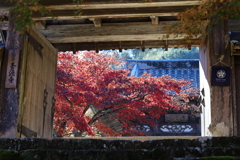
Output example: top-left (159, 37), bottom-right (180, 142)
top-left (5, 50), bottom-right (20, 88)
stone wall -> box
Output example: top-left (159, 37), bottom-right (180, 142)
top-left (0, 137), bottom-right (240, 160)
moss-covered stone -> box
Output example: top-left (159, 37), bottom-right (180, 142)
top-left (18, 138), bottom-right (50, 150)
top-left (0, 139), bottom-right (18, 150)
top-left (70, 139), bottom-right (106, 150)
top-left (152, 148), bottom-right (171, 160)
top-left (126, 149), bottom-right (152, 160)
top-left (0, 150), bottom-right (20, 160)
top-left (20, 150), bottom-right (68, 160)
top-left (105, 140), bottom-right (142, 150)
top-left (68, 150), bottom-right (108, 160)
top-left (0, 137), bottom-right (240, 160)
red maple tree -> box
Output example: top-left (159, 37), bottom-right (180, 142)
top-left (53, 51), bottom-right (190, 137)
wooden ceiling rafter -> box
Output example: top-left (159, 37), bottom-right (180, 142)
top-left (40, 21), bottom-right (201, 43)
top-left (32, 12), bottom-right (179, 21)
top-left (53, 40), bottom-right (200, 51)
top-left (30, 1), bottom-right (201, 10)
top-left (0, 0), bottom-right (204, 51)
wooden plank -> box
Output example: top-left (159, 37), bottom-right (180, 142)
top-left (47, 33), bottom-right (191, 43)
top-left (18, 125), bottom-right (37, 138)
top-left (40, 22), bottom-right (200, 43)
top-left (19, 26), bottom-right (58, 138)
top-left (33, 12), bottom-right (178, 20)
top-left (31, 26), bottom-right (57, 54)
top-left (0, 0), bottom-right (204, 6)
top-left (212, 19), bottom-right (229, 55)
top-left (31, 1), bottom-right (201, 10)
top-left (41, 22), bottom-right (173, 37)
top-left (53, 40), bottom-right (199, 51)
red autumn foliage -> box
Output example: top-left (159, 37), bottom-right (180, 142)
top-left (53, 51), bottom-right (190, 137)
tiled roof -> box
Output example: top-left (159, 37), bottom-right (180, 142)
top-left (125, 59), bottom-right (199, 89)
top-left (0, 43), bottom-right (5, 48)
top-left (230, 32), bottom-right (240, 41)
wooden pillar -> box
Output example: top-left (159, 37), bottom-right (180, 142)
top-left (234, 56), bottom-right (240, 136)
top-left (199, 42), bottom-right (212, 136)
top-left (0, 21), bottom-right (23, 138)
top-left (200, 20), bottom-right (237, 136)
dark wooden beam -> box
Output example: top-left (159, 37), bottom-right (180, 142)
top-left (53, 40), bottom-right (200, 52)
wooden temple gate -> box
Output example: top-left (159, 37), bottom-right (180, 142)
top-left (0, 0), bottom-right (240, 137)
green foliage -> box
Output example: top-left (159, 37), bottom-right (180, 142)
top-left (8, 0), bottom-right (55, 32)
top-left (0, 150), bottom-right (20, 160)
top-left (168, 0), bottom-right (240, 39)
top-left (6, 0), bottom-right (86, 32)
top-left (72, 0), bottom-right (84, 16)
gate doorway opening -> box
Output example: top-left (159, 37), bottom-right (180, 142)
top-left (54, 47), bottom-right (201, 137)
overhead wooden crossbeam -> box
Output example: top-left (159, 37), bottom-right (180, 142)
top-left (53, 40), bottom-right (200, 52)
top-left (0, 0), bottom-right (202, 51)
top-left (1, 1), bottom-right (201, 21)
top-left (32, 10), bottom-right (179, 21)
top-left (29, 1), bottom-right (200, 21)
top-left (40, 22), bottom-right (200, 43)
top-left (30, 1), bottom-right (201, 10)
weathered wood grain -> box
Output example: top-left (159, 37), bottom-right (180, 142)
top-left (31, 1), bottom-right (200, 10)
top-left (54, 40), bottom-right (199, 51)
top-left (18, 26), bottom-right (57, 138)
top-left (32, 12), bottom-right (178, 20)
top-left (40, 22), bottom-right (199, 43)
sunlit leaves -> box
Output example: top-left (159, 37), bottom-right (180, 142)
top-left (8, 0), bottom-right (55, 32)
top-left (168, 0), bottom-right (240, 40)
